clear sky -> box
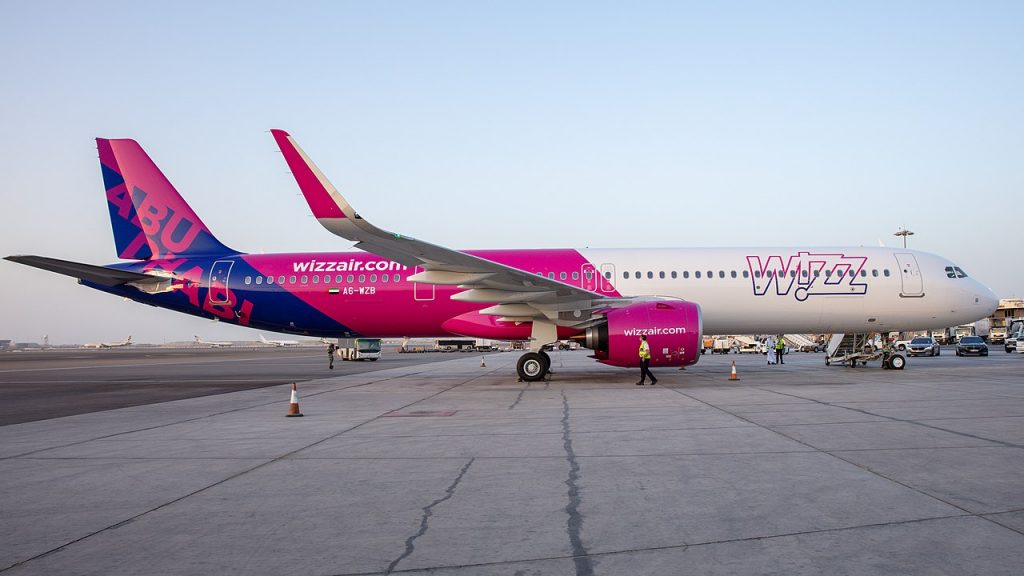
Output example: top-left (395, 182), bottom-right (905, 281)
top-left (1, 1), bottom-right (1022, 344)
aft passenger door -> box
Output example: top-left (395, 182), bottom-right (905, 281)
top-left (207, 260), bottom-right (234, 305)
top-left (894, 253), bottom-right (924, 297)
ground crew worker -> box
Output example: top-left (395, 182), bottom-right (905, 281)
top-left (636, 335), bottom-right (657, 386)
top-left (775, 335), bottom-right (785, 365)
top-left (327, 343), bottom-right (337, 369)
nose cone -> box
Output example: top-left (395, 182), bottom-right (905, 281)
top-left (974, 281), bottom-right (999, 315)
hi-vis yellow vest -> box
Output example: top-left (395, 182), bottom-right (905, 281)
top-left (639, 341), bottom-right (651, 360)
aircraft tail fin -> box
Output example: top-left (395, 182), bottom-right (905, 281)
top-left (96, 138), bottom-right (236, 260)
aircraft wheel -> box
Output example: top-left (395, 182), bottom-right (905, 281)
top-left (825, 357), bottom-right (831, 366)
top-left (369, 358), bottom-right (378, 361)
top-left (517, 353), bottom-right (547, 382)
top-left (888, 354), bottom-right (906, 370)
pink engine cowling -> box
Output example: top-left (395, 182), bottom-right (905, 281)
top-left (585, 300), bottom-right (703, 368)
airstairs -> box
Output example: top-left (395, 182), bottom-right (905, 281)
top-left (825, 333), bottom-right (905, 369)
top-left (783, 334), bottom-right (821, 352)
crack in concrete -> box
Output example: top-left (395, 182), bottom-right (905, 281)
top-left (561, 391), bottom-right (593, 576)
top-left (385, 458), bottom-right (475, 575)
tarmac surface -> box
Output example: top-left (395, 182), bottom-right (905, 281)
top-left (0, 347), bottom-right (470, 425)
top-left (1, 348), bottom-right (1023, 575)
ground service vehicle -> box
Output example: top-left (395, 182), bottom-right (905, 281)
top-left (338, 338), bottom-right (382, 361)
top-left (956, 336), bottom-right (988, 356)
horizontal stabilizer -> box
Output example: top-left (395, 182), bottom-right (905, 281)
top-left (5, 255), bottom-right (164, 287)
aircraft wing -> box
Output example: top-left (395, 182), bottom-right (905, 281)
top-left (271, 130), bottom-right (631, 323)
top-left (5, 255), bottom-right (166, 287)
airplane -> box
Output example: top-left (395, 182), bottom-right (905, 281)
top-left (5, 131), bottom-right (999, 381)
top-left (258, 334), bottom-right (300, 347)
top-left (82, 335), bottom-right (132, 349)
top-left (194, 335), bottom-right (232, 348)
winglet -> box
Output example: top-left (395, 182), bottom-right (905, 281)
top-left (270, 129), bottom-right (348, 220)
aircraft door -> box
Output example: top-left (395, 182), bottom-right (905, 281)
top-left (581, 263), bottom-right (598, 292)
top-left (208, 260), bottom-right (234, 305)
top-left (894, 253), bottom-right (924, 297)
top-left (413, 266), bottom-right (435, 301)
top-left (599, 263), bottom-right (616, 293)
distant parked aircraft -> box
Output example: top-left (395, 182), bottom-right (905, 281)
top-left (258, 334), bottom-right (300, 347)
top-left (83, 335), bottom-right (132, 349)
top-left (194, 335), bottom-right (232, 348)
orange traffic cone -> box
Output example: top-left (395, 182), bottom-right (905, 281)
top-left (729, 361), bottom-right (740, 381)
top-left (286, 383), bottom-right (303, 417)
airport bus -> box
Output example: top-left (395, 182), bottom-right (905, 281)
top-left (337, 338), bottom-right (382, 361)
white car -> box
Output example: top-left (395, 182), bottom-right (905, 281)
top-left (907, 337), bottom-right (941, 357)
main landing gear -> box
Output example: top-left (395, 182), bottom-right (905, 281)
top-left (516, 350), bottom-right (551, 382)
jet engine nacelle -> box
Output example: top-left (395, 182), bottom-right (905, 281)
top-left (585, 300), bottom-right (703, 368)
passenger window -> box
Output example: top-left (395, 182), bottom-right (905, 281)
top-left (560, 272), bottom-right (567, 280)
top-left (789, 270), bottom-right (796, 278)
top-left (647, 271), bottom-right (653, 279)
top-left (604, 272), bottom-right (611, 279)
top-left (358, 274), bottom-right (366, 283)
top-left (635, 272), bottom-right (641, 279)
top-left (742, 270), bottom-right (749, 278)
top-left (860, 270), bottom-right (867, 277)
top-left (683, 271), bottom-right (690, 278)
top-left (336, 275), bottom-right (343, 283)
top-left (814, 270), bottom-right (820, 277)
top-left (267, 276), bottom-right (274, 285)
top-left (584, 271), bottom-right (592, 279)
top-left (754, 270), bottom-right (761, 278)
top-left (731, 271), bottom-right (737, 278)
top-left (256, 276), bottom-right (263, 285)
top-left (244, 276), bottom-right (252, 285)
top-left (301, 275), bottom-right (308, 284)
top-left (622, 272), bottom-right (629, 279)
top-left (671, 271), bottom-right (677, 279)
top-left (370, 274), bottom-right (377, 282)
top-left (347, 274), bottom-right (354, 283)
top-left (801, 270), bottom-right (808, 278)
top-left (825, 270), bottom-right (832, 277)
top-left (312, 275), bottom-right (319, 284)
top-left (719, 271), bottom-right (725, 278)
top-left (394, 274), bottom-right (401, 282)
top-left (883, 269), bottom-right (891, 277)
top-left (707, 270), bottom-right (713, 279)
top-left (572, 272), bottom-right (579, 281)
top-left (872, 269), bottom-right (879, 277)
top-left (289, 275), bottom-right (297, 284)
top-left (695, 271), bottom-right (702, 278)
top-left (381, 274), bottom-right (388, 283)
top-left (659, 271), bottom-right (665, 279)
top-left (278, 276), bottom-right (286, 284)
top-left (547, 272), bottom-right (554, 279)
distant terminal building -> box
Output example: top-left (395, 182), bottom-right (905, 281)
top-left (0, 339), bottom-right (10, 351)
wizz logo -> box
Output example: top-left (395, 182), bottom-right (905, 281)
top-left (747, 252), bottom-right (868, 301)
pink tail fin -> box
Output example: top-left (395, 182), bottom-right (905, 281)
top-left (97, 138), bottom-right (234, 259)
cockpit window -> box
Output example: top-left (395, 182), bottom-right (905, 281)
top-left (946, 265), bottom-right (968, 279)
top-left (954, 266), bottom-right (968, 278)
top-left (945, 266), bottom-right (956, 278)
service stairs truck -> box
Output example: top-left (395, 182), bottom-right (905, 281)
top-left (825, 333), bottom-right (905, 369)
top-left (783, 334), bottom-right (822, 352)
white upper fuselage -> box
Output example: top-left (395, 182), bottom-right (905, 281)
top-left (576, 246), bottom-right (996, 334)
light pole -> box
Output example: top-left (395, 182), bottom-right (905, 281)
top-left (894, 227), bottom-right (914, 249)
